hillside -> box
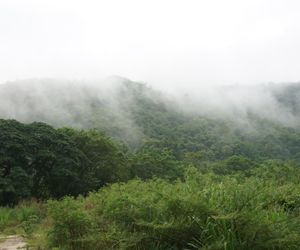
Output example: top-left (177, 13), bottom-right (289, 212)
top-left (1, 79), bottom-right (300, 162)
top-left (1, 79), bottom-right (300, 249)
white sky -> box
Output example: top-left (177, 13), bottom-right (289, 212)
top-left (1, 0), bottom-right (300, 89)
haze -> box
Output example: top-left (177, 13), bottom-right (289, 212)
top-left (1, 0), bottom-right (300, 90)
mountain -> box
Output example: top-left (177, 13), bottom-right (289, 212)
top-left (1, 78), bottom-right (300, 162)
top-left (2, 79), bottom-right (300, 249)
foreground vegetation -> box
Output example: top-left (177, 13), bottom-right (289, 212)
top-left (2, 163), bottom-right (300, 249)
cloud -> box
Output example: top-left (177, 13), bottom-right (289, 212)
top-left (0, 0), bottom-right (300, 87)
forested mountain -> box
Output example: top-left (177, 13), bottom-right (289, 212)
top-left (1, 78), bottom-right (300, 160)
top-left (1, 78), bottom-right (300, 203)
top-left (2, 79), bottom-right (300, 249)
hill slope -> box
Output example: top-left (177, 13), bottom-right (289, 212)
top-left (1, 78), bottom-right (300, 162)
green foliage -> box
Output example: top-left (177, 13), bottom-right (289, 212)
top-left (0, 119), bottom-right (128, 205)
top-left (47, 196), bottom-right (93, 249)
top-left (130, 148), bottom-right (184, 180)
top-left (0, 200), bottom-right (44, 234)
top-left (2, 82), bottom-right (300, 249)
top-left (211, 155), bottom-right (255, 175)
top-left (42, 166), bottom-right (300, 249)
top-left (61, 128), bottom-right (130, 186)
top-left (21, 214), bottom-right (39, 236)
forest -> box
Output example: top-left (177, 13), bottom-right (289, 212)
top-left (1, 79), bottom-right (300, 249)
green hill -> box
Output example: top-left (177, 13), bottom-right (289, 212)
top-left (2, 79), bottom-right (300, 249)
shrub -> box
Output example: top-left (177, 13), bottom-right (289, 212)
top-left (47, 196), bottom-right (93, 249)
top-left (45, 167), bottom-right (300, 249)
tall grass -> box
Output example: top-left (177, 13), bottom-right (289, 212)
top-left (45, 167), bottom-right (300, 249)
top-left (0, 200), bottom-right (45, 235)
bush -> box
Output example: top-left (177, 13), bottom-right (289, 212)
top-left (84, 169), bottom-right (300, 249)
top-left (47, 196), bottom-right (93, 249)
top-left (43, 167), bottom-right (300, 249)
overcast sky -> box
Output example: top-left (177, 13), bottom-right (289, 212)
top-left (1, 0), bottom-right (300, 89)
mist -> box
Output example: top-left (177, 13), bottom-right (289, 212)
top-left (1, 0), bottom-right (300, 139)
top-left (174, 83), bottom-right (300, 126)
top-left (1, 0), bottom-right (300, 88)
top-left (1, 77), bottom-right (300, 133)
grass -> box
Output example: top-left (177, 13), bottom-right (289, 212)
top-left (2, 166), bottom-right (300, 249)
top-left (0, 200), bottom-right (45, 235)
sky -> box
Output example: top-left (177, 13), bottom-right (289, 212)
top-left (1, 0), bottom-right (300, 90)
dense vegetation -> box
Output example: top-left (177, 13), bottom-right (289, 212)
top-left (0, 119), bottom-right (130, 205)
top-left (1, 79), bottom-right (300, 249)
top-left (46, 166), bottom-right (300, 250)
top-left (3, 164), bottom-right (300, 249)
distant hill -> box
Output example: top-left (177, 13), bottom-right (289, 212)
top-left (1, 78), bottom-right (300, 162)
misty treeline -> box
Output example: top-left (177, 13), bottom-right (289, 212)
top-left (2, 79), bottom-right (300, 249)
top-left (1, 78), bottom-right (300, 143)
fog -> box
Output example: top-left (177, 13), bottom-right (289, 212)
top-left (1, 0), bottom-right (300, 88)
top-left (175, 83), bottom-right (300, 126)
top-left (1, 1), bottom-right (300, 136)
top-left (1, 77), bottom-right (300, 129)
